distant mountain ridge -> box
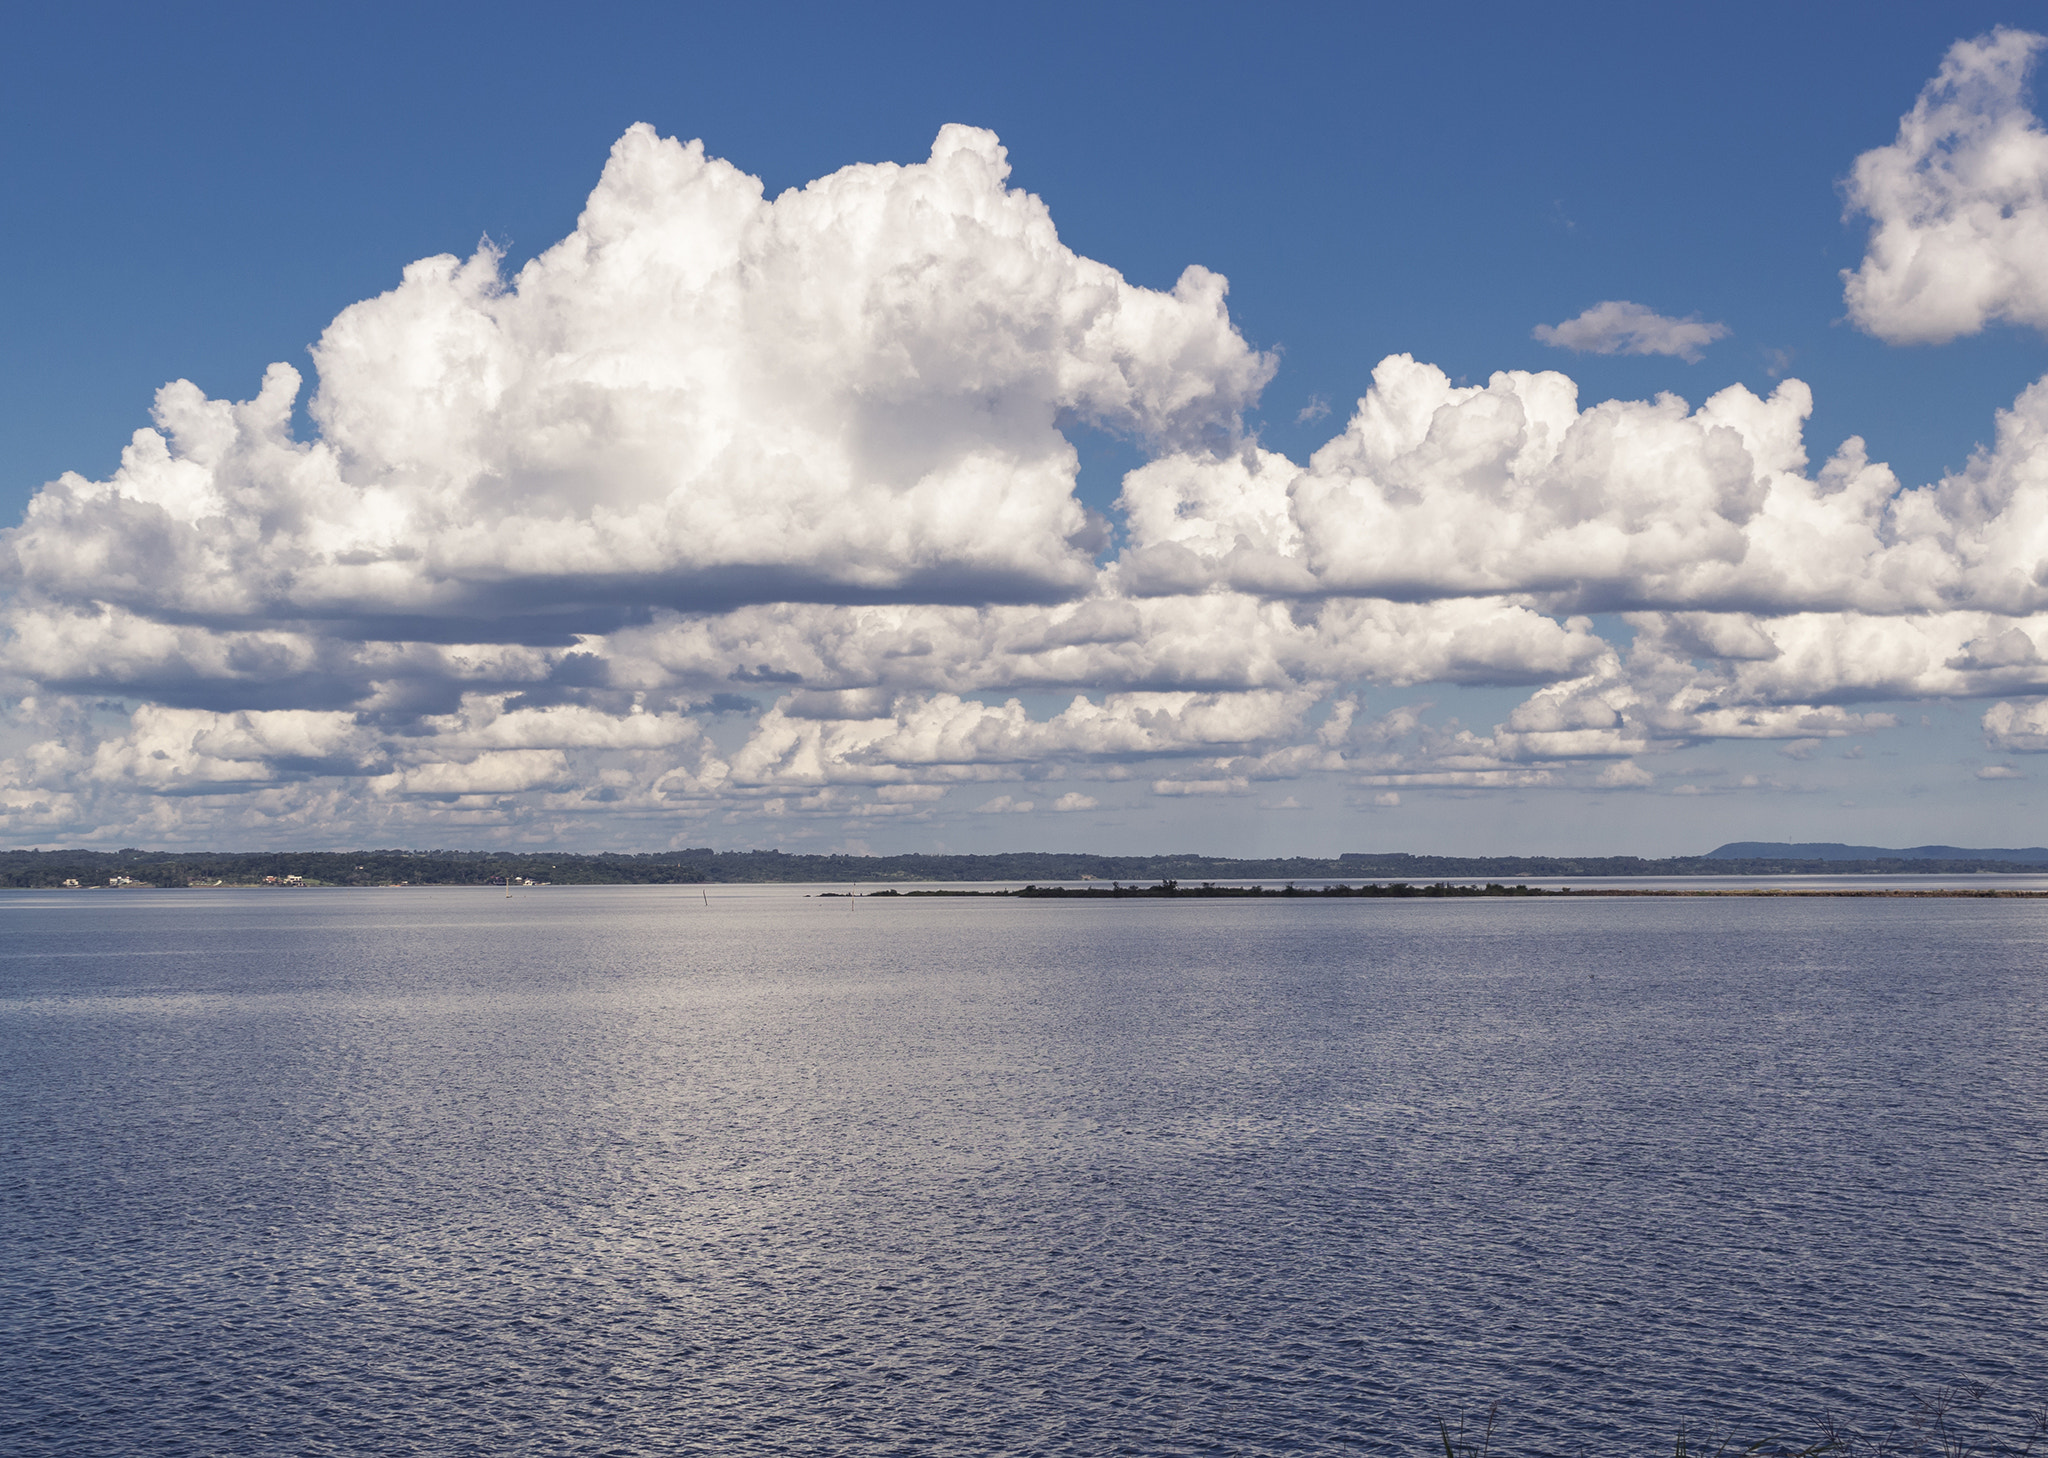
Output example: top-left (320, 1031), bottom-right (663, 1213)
top-left (1708, 842), bottom-right (2048, 864)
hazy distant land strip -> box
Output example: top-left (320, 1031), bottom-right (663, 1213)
top-left (5, 843), bottom-right (2048, 889)
top-left (839, 883), bottom-right (2048, 899)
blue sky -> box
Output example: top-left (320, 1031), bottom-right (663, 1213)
top-left (4, 1), bottom-right (2048, 855)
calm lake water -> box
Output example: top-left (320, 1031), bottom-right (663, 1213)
top-left (3, 887), bottom-right (2043, 1455)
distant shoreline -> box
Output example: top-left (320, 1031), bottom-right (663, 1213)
top-left (19, 882), bottom-right (2048, 899)
top-left (8, 846), bottom-right (2048, 890)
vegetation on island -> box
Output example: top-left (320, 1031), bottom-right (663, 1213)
top-left (830, 880), bottom-right (1563, 898)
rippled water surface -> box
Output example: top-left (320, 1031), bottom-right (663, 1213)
top-left (3, 887), bottom-right (2044, 1455)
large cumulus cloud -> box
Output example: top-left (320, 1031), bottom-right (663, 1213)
top-left (7, 122), bottom-right (1272, 644)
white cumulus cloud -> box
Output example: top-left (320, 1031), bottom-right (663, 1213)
top-left (1844, 28), bottom-right (2048, 343)
top-left (1983, 698), bottom-right (2048, 752)
top-left (1118, 354), bottom-right (2048, 618)
top-left (3, 122), bottom-right (1271, 648)
top-left (972, 794), bottom-right (1034, 814)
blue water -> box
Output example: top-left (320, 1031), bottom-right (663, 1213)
top-left (2, 888), bottom-right (2043, 1455)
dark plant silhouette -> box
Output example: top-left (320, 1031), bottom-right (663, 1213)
top-left (1813, 1384), bottom-right (2048, 1458)
top-left (1438, 1400), bottom-right (1502, 1458)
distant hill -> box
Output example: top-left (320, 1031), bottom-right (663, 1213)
top-left (1708, 842), bottom-right (2048, 864)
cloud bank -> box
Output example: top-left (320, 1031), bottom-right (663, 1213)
top-left (6, 46), bottom-right (2048, 847)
